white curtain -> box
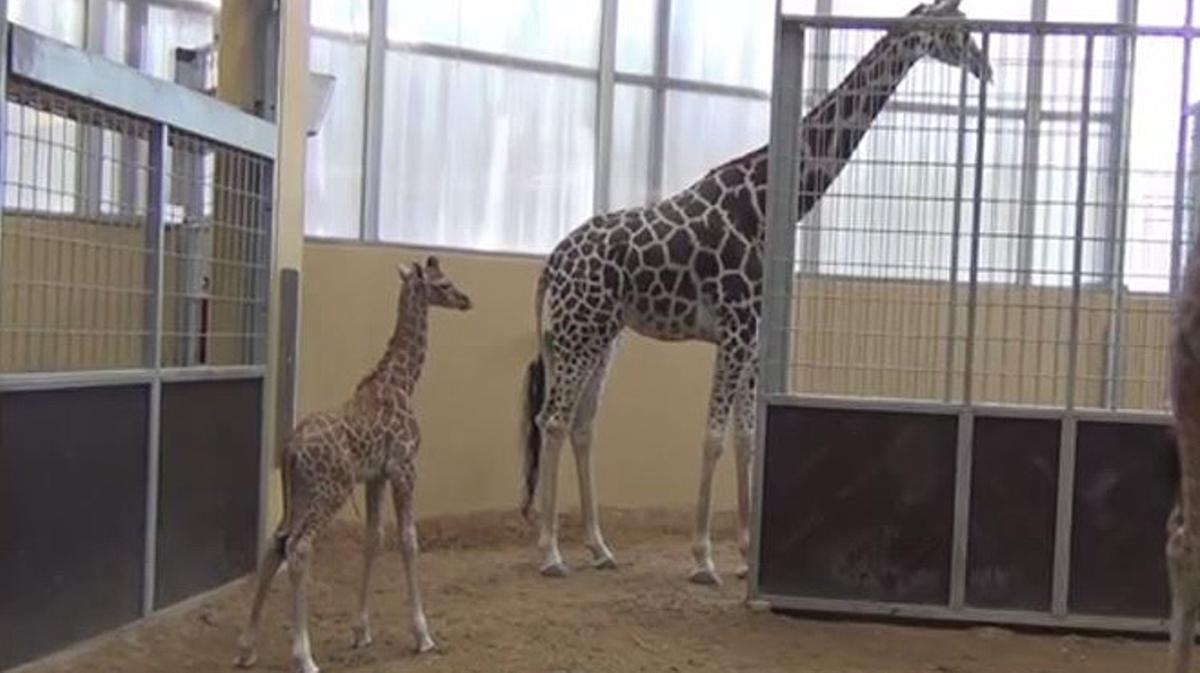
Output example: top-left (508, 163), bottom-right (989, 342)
top-left (378, 52), bottom-right (596, 252)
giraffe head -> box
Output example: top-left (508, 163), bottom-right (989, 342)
top-left (399, 256), bottom-right (473, 311)
top-left (899, 0), bottom-right (993, 83)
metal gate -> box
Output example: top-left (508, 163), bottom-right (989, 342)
top-left (0, 25), bottom-right (276, 668)
top-left (750, 11), bottom-right (1199, 633)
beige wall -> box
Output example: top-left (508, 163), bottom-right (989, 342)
top-left (299, 240), bottom-right (735, 519)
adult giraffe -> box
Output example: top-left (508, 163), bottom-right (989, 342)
top-left (519, 0), bottom-right (992, 583)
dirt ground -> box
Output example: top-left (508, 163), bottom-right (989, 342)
top-left (22, 508), bottom-right (1179, 673)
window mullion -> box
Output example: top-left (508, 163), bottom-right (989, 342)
top-left (359, 0), bottom-right (386, 241)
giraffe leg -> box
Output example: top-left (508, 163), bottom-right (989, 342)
top-left (1168, 505), bottom-right (1199, 673)
top-left (571, 348), bottom-right (616, 570)
top-left (536, 343), bottom-right (609, 577)
top-left (235, 533), bottom-right (285, 668)
top-left (391, 479), bottom-right (435, 653)
top-left (286, 533), bottom-right (320, 673)
top-left (733, 371), bottom-right (757, 580)
top-left (689, 344), bottom-right (741, 586)
top-left (351, 478), bottom-right (386, 649)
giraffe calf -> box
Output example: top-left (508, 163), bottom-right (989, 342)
top-left (236, 256), bottom-right (471, 673)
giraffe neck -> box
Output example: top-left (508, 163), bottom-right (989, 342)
top-left (796, 34), bottom-right (921, 213)
top-left (359, 284), bottom-right (428, 399)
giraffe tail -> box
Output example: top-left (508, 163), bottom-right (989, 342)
top-left (519, 355), bottom-right (546, 523)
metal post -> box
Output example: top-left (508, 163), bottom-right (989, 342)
top-left (1171, 0), bottom-right (1197, 296)
top-left (1052, 34), bottom-right (1095, 618)
top-left (593, 0), bottom-right (618, 215)
top-left (1014, 0), bottom-right (1048, 285)
top-left (749, 13), bottom-right (804, 602)
top-left (79, 0), bottom-right (108, 217)
top-left (796, 0), bottom-right (832, 275)
top-left (142, 121), bottom-right (169, 616)
top-left (121, 0), bottom-right (148, 216)
top-left (359, 0), bottom-right (387, 240)
top-left (1101, 0), bottom-right (1138, 409)
top-left (0, 0), bottom-right (9, 339)
top-left (646, 0), bottom-right (671, 203)
top-left (943, 61), bottom-right (972, 402)
top-left (950, 31), bottom-right (990, 612)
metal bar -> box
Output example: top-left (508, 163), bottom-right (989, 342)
top-left (359, 0), bottom-right (387, 240)
top-left (949, 409), bottom-right (973, 609)
top-left (757, 593), bottom-right (1168, 634)
top-left (7, 25), bottom-right (276, 159)
top-left (795, 0), bottom-right (832, 277)
top-left (1051, 36), bottom-right (1096, 618)
top-left (0, 2), bottom-right (9, 346)
top-left (1014, 0), bottom-right (1048, 285)
top-left (593, 0), bottom-right (618, 215)
top-left (943, 60), bottom-right (972, 402)
top-left (389, 40), bottom-right (599, 81)
top-left (780, 14), bottom-right (1200, 37)
top-left (961, 33), bottom-right (991, 406)
top-left (78, 0), bottom-right (107, 218)
top-left (1101, 0), bottom-right (1139, 409)
top-left (142, 121), bottom-right (169, 617)
top-left (749, 15), bottom-right (805, 602)
top-left (763, 392), bottom-right (1173, 424)
top-left (1171, 1), bottom-right (1197, 296)
top-left (159, 365), bottom-right (267, 382)
top-left (646, 0), bottom-right (672, 203)
top-left (0, 369), bottom-right (157, 392)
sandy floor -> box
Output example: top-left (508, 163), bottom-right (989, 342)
top-left (21, 508), bottom-right (1180, 673)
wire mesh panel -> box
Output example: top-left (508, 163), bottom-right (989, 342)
top-left (783, 25), bottom-right (1181, 414)
top-left (161, 131), bottom-right (271, 368)
top-left (0, 80), bottom-right (152, 372)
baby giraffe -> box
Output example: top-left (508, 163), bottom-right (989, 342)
top-left (236, 256), bottom-right (471, 673)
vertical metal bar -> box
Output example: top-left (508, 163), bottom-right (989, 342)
top-left (646, 0), bottom-right (671, 203)
top-left (592, 0), bottom-right (618, 215)
top-left (949, 32), bottom-right (991, 612)
top-left (142, 121), bottom-right (169, 617)
top-left (78, 0), bottom-right (107, 217)
top-left (1101, 0), bottom-right (1138, 410)
top-left (0, 0), bottom-right (9, 343)
top-left (1014, 0), bottom-right (1048, 285)
top-left (1052, 34), bottom-right (1095, 619)
top-left (749, 13), bottom-right (804, 604)
top-left (943, 61), bottom-right (972, 402)
top-left (961, 33), bottom-right (991, 407)
top-left (120, 0), bottom-right (147, 217)
top-left (359, 0), bottom-right (387, 241)
top-left (1171, 0), bottom-right (1197, 297)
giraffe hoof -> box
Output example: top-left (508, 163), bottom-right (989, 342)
top-left (415, 636), bottom-right (437, 654)
top-left (291, 658), bottom-right (319, 673)
top-left (736, 564), bottom-right (750, 580)
top-left (351, 629), bottom-right (373, 649)
top-left (592, 555), bottom-right (618, 571)
top-left (689, 567), bottom-right (722, 586)
top-left (540, 560), bottom-right (570, 577)
top-left (234, 650), bottom-right (258, 669)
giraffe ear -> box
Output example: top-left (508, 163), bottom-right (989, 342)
top-left (397, 264), bottom-right (411, 281)
top-left (425, 255), bottom-right (440, 271)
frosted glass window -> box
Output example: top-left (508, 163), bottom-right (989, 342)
top-left (379, 53), bottom-right (596, 253)
top-left (103, 0), bottom-right (128, 61)
top-left (5, 103), bottom-right (78, 213)
top-left (615, 0), bottom-right (656, 74)
top-left (831, 0), bottom-right (1030, 19)
top-left (668, 0), bottom-right (775, 89)
top-left (781, 0), bottom-right (817, 15)
top-left (145, 6), bottom-right (215, 82)
top-left (312, 0), bottom-right (370, 36)
top-left (661, 91), bottom-right (768, 196)
top-left (1047, 0), bottom-right (1118, 22)
top-left (306, 37), bottom-right (368, 239)
top-left (610, 84), bottom-right (652, 209)
top-left (387, 0), bottom-right (601, 67)
top-left (1029, 120), bottom-right (1108, 287)
top-left (8, 0), bottom-right (85, 46)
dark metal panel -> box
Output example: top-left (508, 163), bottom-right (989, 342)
top-left (275, 267), bottom-right (299, 464)
top-left (1069, 420), bottom-right (1174, 617)
top-left (0, 386), bottom-right (149, 670)
top-left (758, 405), bottom-right (958, 604)
top-left (966, 416), bottom-right (1059, 611)
top-left (155, 378), bottom-right (262, 610)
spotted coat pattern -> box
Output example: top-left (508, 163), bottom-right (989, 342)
top-left (523, 0), bottom-right (993, 584)
top-left (236, 257), bottom-right (471, 673)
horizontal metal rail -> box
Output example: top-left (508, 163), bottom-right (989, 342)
top-left (7, 24), bottom-right (276, 158)
top-left (783, 14), bottom-right (1200, 38)
top-left (0, 366), bottom-right (266, 392)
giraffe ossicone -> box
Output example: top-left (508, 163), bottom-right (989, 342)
top-left (235, 255), bottom-right (471, 673)
top-left (517, 0), bottom-right (991, 584)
